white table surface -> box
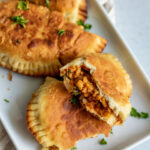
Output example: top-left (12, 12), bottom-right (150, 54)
top-left (115, 0), bottom-right (150, 150)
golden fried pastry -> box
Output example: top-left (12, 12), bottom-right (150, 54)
top-left (29, 0), bottom-right (87, 23)
top-left (26, 77), bottom-right (111, 150)
top-left (0, 0), bottom-right (106, 76)
top-left (60, 53), bottom-right (132, 126)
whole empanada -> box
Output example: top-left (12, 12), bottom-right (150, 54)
top-left (29, 0), bottom-right (87, 23)
top-left (0, 0), bottom-right (106, 76)
top-left (26, 77), bottom-right (111, 150)
top-left (60, 53), bottom-right (132, 126)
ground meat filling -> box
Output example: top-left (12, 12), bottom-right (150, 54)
top-left (49, 145), bottom-right (59, 150)
top-left (61, 65), bottom-right (114, 119)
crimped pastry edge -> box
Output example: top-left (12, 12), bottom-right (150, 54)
top-left (26, 77), bottom-right (61, 149)
top-left (103, 53), bottom-right (132, 97)
top-left (77, 0), bottom-right (88, 22)
top-left (0, 0), bottom-right (106, 76)
top-left (0, 33), bottom-right (107, 76)
top-left (0, 52), bottom-right (62, 76)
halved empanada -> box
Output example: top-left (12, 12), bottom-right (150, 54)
top-left (0, 0), bottom-right (106, 76)
top-left (26, 77), bottom-right (111, 150)
top-left (29, 0), bottom-right (87, 23)
top-left (60, 53), bottom-right (132, 126)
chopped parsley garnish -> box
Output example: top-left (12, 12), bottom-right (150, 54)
top-left (70, 97), bottom-right (78, 104)
top-left (100, 138), bottom-right (107, 145)
top-left (84, 24), bottom-right (92, 30)
top-left (46, 0), bottom-right (50, 7)
top-left (10, 16), bottom-right (29, 28)
top-left (130, 107), bottom-right (141, 118)
top-left (130, 107), bottom-right (149, 119)
top-left (18, 0), bottom-right (29, 10)
top-left (77, 20), bottom-right (92, 30)
top-left (3, 99), bottom-right (9, 103)
top-left (58, 29), bottom-right (65, 36)
top-left (71, 147), bottom-right (77, 150)
top-left (17, 40), bottom-right (21, 44)
top-left (77, 20), bottom-right (84, 26)
top-left (110, 129), bottom-right (113, 134)
top-left (141, 112), bottom-right (149, 118)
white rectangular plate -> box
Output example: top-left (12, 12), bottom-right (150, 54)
top-left (0, 0), bottom-right (150, 150)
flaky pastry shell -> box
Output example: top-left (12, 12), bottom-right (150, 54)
top-left (0, 0), bottom-right (106, 76)
top-left (29, 0), bottom-right (87, 23)
top-left (26, 77), bottom-right (111, 150)
top-left (60, 53), bottom-right (132, 126)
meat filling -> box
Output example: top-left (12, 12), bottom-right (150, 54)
top-left (61, 65), bottom-right (114, 120)
top-left (49, 145), bottom-right (59, 150)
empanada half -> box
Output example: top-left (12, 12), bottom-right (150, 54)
top-left (26, 77), bottom-right (111, 150)
top-left (29, 0), bottom-right (87, 23)
top-left (0, 0), bottom-right (106, 76)
top-left (60, 53), bottom-right (132, 126)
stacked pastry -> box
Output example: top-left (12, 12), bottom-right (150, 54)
top-left (0, 0), bottom-right (132, 150)
top-left (0, 0), bottom-right (106, 76)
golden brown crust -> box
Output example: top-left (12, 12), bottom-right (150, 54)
top-left (60, 53), bottom-right (132, 125)
top-left (59, 32), bottom-right (107, 64)
top-left (0, 1), bottom-right (106, 76)
top-left (85, 53), bottom-right (132, 100)
top-left (26, 77), bottom-right (111, 150)
top-left (29, 0), bottom-right (87, 23)
top-left (77, 0), bottom-right (87, 22)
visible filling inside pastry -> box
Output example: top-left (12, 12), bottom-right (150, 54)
top-left (61, 65), bottom-right (122, 124)
top-left (49, 145), bottom-right (59, 150)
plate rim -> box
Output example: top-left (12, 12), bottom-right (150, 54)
top-left (0, 116), bottom-right (18, 150)
top-left (94, 0), bottom-right (150, 149)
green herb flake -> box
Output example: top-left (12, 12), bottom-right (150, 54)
top-left (18, 0), bottom-right (29, 10)
top-left (130, 107), bottom-right (149, 119)
top-left (17, 40), bottom-right (21, 44)
top-left (141, 112), bottom-right (149, 119)
top-left (77, 20), bottom-right (84, 26)
top-left (3, 99), bottom-right (9, 103)
top-left (130, 107), bottom-right (141, 118)
top-left (46, 0), bottom-right (50, 7)
top-left (71, 147), bottom-right (77, 150)
top-left (84, 24), bottom-right (92, 30)
top-left (77, 19), bottom-right (92, 30)
top-left (110, 129), bottom-right (113, 134)
top-left (70, 97), bottom-right (78, 104)
top-left (10, 16), bottom-right (29, 28)
top-left (58, 29), bottom-right (65, 36)
top-left (100, 138), bottom-right (107, 145)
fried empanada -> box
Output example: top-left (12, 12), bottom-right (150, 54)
top-left (60, 53), bottom-right (132, 126)
top-left (0, 0), bottom-right (106, 76)
top-left (26, 77), bottom-right (111, 150)
top-left (29, 0), bottom-right (87, 23)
